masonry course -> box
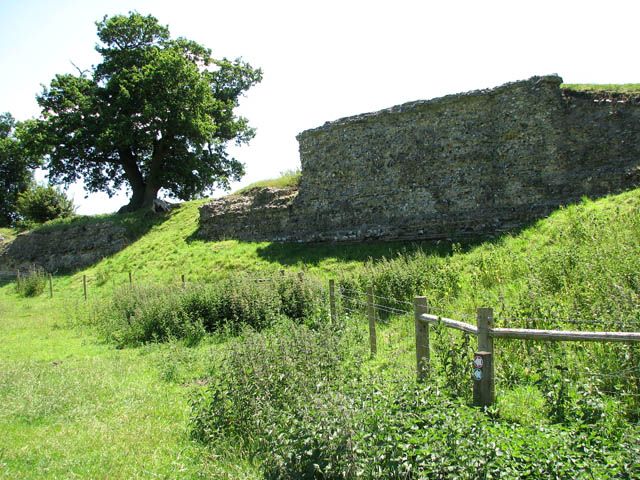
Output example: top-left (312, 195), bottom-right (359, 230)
top-left (200, 75), bottom-right (640, 242)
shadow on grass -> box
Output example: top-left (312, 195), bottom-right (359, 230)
top-left (253, 238), bottom-right (481, 267)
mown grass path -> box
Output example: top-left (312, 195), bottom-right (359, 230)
top-left (0, 290), bottom-right (256, 479)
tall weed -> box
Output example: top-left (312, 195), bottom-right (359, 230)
top-left (93, 274), bottom-right (329, 347)
top-left (15, 268), bottom-right (47, 297)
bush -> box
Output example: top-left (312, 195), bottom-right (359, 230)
top-left (190, 318), bottom-right (640, 479)
top-left (16, 184), bottom-right (74, 224)
top-left (93, 274), bottom-right (329, 347)
top-left (190, 320), bottom-right (367, 459)
top-left (276, 273), bottom-right (326, 323)
top-left (15, 268), bottom-right (47, 297)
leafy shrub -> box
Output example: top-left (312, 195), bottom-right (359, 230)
top-left (93, 274), bottom-right (328, 346)
top-left (15, 268), bottom-right (46, 297)
top-left (16, 184), bottom-right (74, 224)
top-left (190, 319), bottom-right (368, 475)
top-left (276, 273), bottom-right (326, 323)
top-left (191, 319), bottom-right (640, 479)
top-left (93, 285), bottom-right (196, 346)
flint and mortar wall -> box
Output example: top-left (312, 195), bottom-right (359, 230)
top-left (200, 75), bottom-right (640, 242)
top-left (0, 221), bottom-right (129, 273)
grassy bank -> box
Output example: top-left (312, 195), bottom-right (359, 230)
top-left (1, 187), bottom-right (639, 477)
top-left (562, 83), bottom-right (640, 94)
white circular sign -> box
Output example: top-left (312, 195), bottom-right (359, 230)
top-left (473, 369), bottom-right (483, 381)
top-left (473, 356), bottom-right (484, 369)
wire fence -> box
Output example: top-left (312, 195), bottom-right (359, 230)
top-left (5, 268), bottom-right (639, 410)
top-left (335, 283), bottom-right (640, 411)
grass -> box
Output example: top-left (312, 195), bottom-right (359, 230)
top-left (0, 289), bottom-right (260, 478)
top-left (233, 169), bottom-right (301, 195)
top-left (1, 186), bottom-right (639, 477)
top-left (0, 227), bottom-right (16, 242)
top-left (32, 197), bottom-right (459, 299)
top-left (562, 83), bottom-right (640, 94)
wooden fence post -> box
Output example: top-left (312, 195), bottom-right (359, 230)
top-left (181, 274), bottom-right (186, 289)
top-left (83, 274), bottom-right (87, 301)
top-left (329, 279), bottom-right (337, 323)
top-left (473, 307), bottom-right (495, 407)
top-left (298, 271), bottom-right (304, 282)
top-left (49, 274), bottom-right (53, 298)
top-left (366, 287), bottom-right (377, 356)
top-left (413, 296), bottom-right (429, 381)
top-left (129, 271), bottom-right (132, 288)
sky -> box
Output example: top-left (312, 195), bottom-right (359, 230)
top-left (1, 0), bottom-right (639, 214)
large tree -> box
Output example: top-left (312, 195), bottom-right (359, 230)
top-left (0, 113), bottom-right (39, 226)
top-left (32, 12), bottom-right (262, 212)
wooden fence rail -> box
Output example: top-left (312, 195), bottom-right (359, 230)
top-left (414, 299), bottom-right (640, 407)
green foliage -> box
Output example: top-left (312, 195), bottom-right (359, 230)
top-left (29, 12), bottom-right (262, 211)
top-left (191, 319), bottom-right (640, 479)
top-left (190, 319), bottom-right (366, 451)
top-left (15, 268), bottom-right (47, 297)
top-left (0, 113), bottom-right (39, 226)
top-left (276, 272), bottom-right (326, 322)
top-left (0, 226), bottom-right (16, 242)
top-left (0, 293), bottom-right (248, 478)
top-left (93, 274), bottom-right (328, 347)
top-left (16, 184), bottom-right (75, 224)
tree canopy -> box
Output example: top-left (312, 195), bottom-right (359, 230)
top-left (31, 12), bottom-right (262, 211)
top-left (0, 113), bottom-right (39, 226)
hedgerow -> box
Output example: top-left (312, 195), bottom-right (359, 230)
top-left (92, 273), bottom-right (327, 347)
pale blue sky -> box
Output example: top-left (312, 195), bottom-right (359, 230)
top-left (1, 0), bottom-right (639, 214)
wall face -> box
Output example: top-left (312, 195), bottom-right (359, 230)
top-left (199, 75), bottom-right (640, 242)
top-left (198, 187), bottom-right (297, 242)
top-left (0, 221), bottom-right (129, 273)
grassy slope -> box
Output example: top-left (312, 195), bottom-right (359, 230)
top-left (1, 187), bottom-right (639, 477)
top-left (562, 83), bottom-right (640, 94)
top-left (50, 199), bottom-right (454, 299)
top-left (0, 227), bottom-right (16, 242)
top-left (233, 169), bottom-right (301, 195)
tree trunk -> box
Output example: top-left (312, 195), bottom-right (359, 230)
top-left (138, 139), bottom-right (165, 210)
top-left (118, 148), bottom-right (148, 213)
top-left (141, 183), bottom-right (160, 210)
top-left (117, 142), bottom-right (165, 213)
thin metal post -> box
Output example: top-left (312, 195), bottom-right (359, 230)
top-left (413, 296), bottom-right (429, 381)
top-left (329, 279), bottom-right (337, 323)
top-left (366, 287), bottom-right (377, 356)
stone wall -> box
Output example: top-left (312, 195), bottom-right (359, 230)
top-left (199, 75), bottom-right (640, 242)
top-left (198, 187), bottom-right (297, 241)
top-left (0, 221), bottom-right (129, 273)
